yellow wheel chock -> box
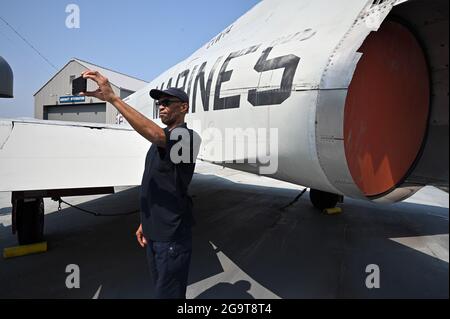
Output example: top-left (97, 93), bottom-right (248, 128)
top-left (3, 242), bottom-right (48, 259)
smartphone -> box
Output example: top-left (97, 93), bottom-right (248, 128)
top-left (72, 76), bottom-right (87, 95)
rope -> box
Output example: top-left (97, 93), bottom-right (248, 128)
top-left (53, 197), bottom-right (139, 217)
top-left (279, 188), bottom-right (308, 211)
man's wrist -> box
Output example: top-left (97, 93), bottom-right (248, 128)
top-left (108, 95), bottom-right (120, 105)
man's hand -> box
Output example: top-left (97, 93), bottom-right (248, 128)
top-left (80, 70), bottom-right (118, 103)
top-left (80, 69), bottom-right (166, 147)
top-left (136, 223), bottom-right (148, 248)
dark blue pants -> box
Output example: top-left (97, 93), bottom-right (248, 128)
top-left (146, 236), bottom-right (192, 299)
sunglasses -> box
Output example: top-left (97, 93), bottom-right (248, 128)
top-left (155, 99), bottom-right (182, 107)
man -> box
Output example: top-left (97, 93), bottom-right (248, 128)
top-left (81, 70), bottom-right (199, 299)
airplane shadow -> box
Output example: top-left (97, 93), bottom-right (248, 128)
top-left (195, 281), bottom-right (254, 299)
top-left (0, 171), bottom-right (448, 299)
top-left (188, 173), bottom-right (449, 299)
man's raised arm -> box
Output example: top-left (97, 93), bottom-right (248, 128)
top-left (81, 70), bottom-right (166, 147)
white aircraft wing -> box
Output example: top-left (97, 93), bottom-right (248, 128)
top-left (0, 118), bottom-right (149, 192)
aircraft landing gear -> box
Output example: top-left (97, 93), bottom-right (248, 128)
top-left (14, 198), bottom-right (45, 245)
top-left (10, 187), bottom-right (114, 246)
top-left (309, 189), bottom-right (343, 211)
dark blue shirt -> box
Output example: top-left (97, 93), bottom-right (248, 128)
top-left (140, 123), bottom-right (197, 242)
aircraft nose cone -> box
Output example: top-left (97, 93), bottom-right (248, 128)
top-left (0, 56), bottom-right (14, 98)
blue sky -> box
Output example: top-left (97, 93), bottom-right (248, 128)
top-left (0, 0), bottom-right (260, 118)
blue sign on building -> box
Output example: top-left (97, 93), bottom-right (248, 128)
top-left (59, 96), bottom-right (86, 104)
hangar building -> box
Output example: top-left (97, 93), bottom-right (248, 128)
top-left (34, 58), bottom-right (148, 124)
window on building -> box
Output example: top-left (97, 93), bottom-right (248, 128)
top-left (69, 75), bottom-right (76, 86)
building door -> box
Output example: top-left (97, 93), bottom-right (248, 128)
top-left (44, 103), bottom-right (107, 123)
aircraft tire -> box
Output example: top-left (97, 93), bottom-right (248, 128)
top-left (16, 198), bottom-right (45, 245)
top-left (309, 189), bottom-right (340, 211)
